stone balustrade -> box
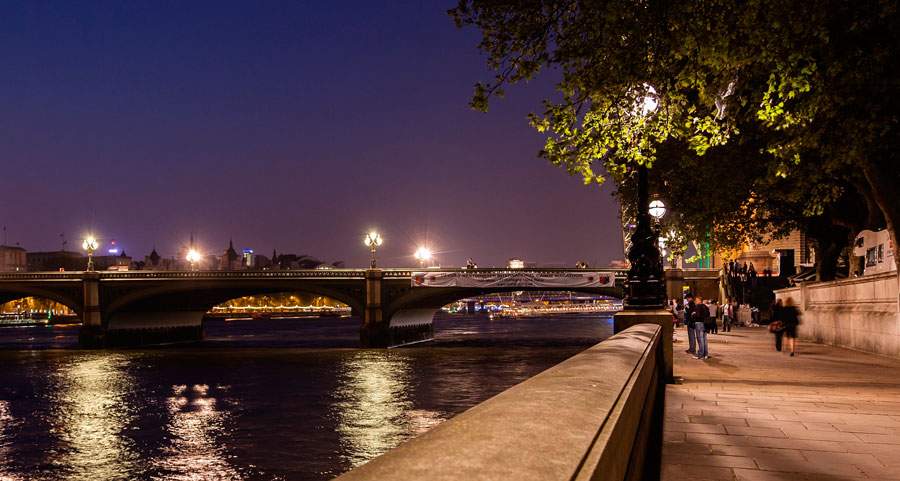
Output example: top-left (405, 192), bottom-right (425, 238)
top-left (335, 323), bottom-right (666, 481)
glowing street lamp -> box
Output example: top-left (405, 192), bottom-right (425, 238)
top-left (414, 246), bottom-right (433, 268)
top-left (186, 248), bottom-right (202, 271)
top-left (364, 231), bottom-right (383, 268)
top-left (82, 236), bottom-right (98, 271)
top-left (623, 85), bottom-right (667, 309)
top-left (649, 199), bottom-right (666, 220)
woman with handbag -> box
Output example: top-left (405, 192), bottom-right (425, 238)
top-left (769, 299), bottom-right (785, 352)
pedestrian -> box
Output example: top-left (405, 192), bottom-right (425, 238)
top-left (708, 300), bottom-right (718, 334)
top-left (693, 295), bottom-right (710, 359)
top-left (782, 298), bottom-right (801, 356)
top-left (722, 299), bottom-right (734, 332)
top-left (674, 301), bottom-right (685, 328)
top-left (769, 299), bottom-right (785, 352)
top-left (684, 294), bottom-right (697, 355)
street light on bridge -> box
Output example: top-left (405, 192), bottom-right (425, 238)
top-left (414, 246), bottom-right (432, 268)
top-left (82, 236), bottom-right (98, 271)
top-left (364, 231), bottom-right (383, 269)
top-left (186, 248), bottom-right (202, 271)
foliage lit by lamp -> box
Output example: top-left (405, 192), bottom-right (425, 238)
top-left (82, 236), bottom-right (98, 271)
top-left (364, 231), bottom-right (383, 268)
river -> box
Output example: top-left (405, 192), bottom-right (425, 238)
top-left (0, 312), bottom-right (613, 480)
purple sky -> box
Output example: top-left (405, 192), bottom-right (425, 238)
top-left (0, 1), bottom-right (622, 268)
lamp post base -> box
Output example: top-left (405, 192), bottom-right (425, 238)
top-left (614, 308), bottom-right (673, 383)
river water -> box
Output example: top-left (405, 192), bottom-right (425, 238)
top-left (0, 313), bottom-right (613, 481)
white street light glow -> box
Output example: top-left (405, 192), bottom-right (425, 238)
top-left (649, 199), bottom-right (666, 219)
top-left (414, 246), bottom-right (432, 262)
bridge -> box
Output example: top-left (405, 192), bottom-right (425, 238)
top-left (0, 268), bottom-right (627, 347)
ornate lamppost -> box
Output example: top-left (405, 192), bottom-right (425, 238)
top-left (624, 165), bottom-right (667, 309)
top-left (364, 231), bottom-right (383, 268)
top-left (623, 87), bottom-right (666, 309)
top-left (82, 236), bottom-right (98, 271)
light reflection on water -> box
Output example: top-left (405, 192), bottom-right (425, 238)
top-left (0, 400), bottom-right (23, 481)
top-left (333, 351), bottom-right (447, 467)
top-left (51, 355), bottom-right (138, 481)
top-left (0, 313), bottom-right (612, 480)
top-left (152, 383), bottom-right (242, 481)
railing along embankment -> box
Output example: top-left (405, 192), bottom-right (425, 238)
top-left (335, 323), bottom-right (666, 481)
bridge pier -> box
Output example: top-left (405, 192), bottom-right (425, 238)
top-left (78, 273), bottom-right (105, 347)
top-left (359, 269), bottom-right (435, 347)
top-left (360, 269), bottom-right (388, 347)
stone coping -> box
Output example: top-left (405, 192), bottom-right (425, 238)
top-left (335, 323), bottom-right (663, 481)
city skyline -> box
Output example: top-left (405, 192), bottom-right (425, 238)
top-left (0, 1), bottom-right (623, 268)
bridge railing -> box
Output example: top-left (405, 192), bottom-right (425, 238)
top-left (381, 267), bottom-right (627, 279)
top-left (0, 268), bottom-right (627, 281)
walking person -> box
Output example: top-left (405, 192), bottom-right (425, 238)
top-left (684, 294), bottom-right (697, 355)
top-left (769, 299), bottom-right (785, 352)
top-left (722, 299), bottom-right (734, 332)
top-left (707, 300), bottom-right (718, 334)
top-left (782, 298), bottom-right (801, 356)
top-left (693, 295), bottom-right (710, 360)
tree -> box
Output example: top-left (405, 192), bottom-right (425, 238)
top-left (451, 0), bottom-right (898, 276)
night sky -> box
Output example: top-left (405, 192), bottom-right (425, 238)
top-left (0, 1), bottom-right (622, 268)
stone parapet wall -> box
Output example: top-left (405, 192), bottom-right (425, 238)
top-left (335, 324), bottom-right (666, 481)
top-left (775, 272), bottom-right (900, 358)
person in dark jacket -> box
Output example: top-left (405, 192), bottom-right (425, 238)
top-left (782, 298), bottom-right (801, 356)
top-left (684, 294), bottom-right (696, 355)
top-left (771, 299), bottom-right (785, 352)
top-left (693, 295), bottom-right (710, 360)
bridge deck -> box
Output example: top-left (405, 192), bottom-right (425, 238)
top-left (664, 326), bottom-right (900, 481)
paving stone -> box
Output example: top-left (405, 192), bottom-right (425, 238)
top-left (667, 422), bottom-right (728, 434)
top-left (801, 450), bottom-right (885, 468)
top-left (689, 415), bottom-right (751, 426)
top-left (663, 326), bottom-right (900, 481)
top-left (663, 463), bottom-right (737, 481)
top-left (779, 426), bottom-right (862, 442)
top-left (733, 468), bottom-right (868, 481)
top-left (724, 426), bottom-right (787, 438)
top-left (666, 454), bottom-right (757, 469)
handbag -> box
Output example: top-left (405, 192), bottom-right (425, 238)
top-left (768, 321), bottom-right (784, 333)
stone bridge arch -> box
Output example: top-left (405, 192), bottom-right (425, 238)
top-left (98, 277), bottom-right (366, 345)
top-left (365, 273), bottom-right (626, 347)
top-left (0, 284), bottom-right (83, 315)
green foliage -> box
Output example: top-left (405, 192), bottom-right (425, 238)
top-left (451, 0), bottom-right (898, 270)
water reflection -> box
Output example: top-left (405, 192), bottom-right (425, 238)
top-left (0, 400), bottom-right (23, 480)
top-left (51, 355), bottom-right (138, 481)
top-left (152, 383), bottom-right (242, 480)
top-left (333, 351), bottom-right (445, 467)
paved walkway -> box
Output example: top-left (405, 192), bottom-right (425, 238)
top-left (663, 325), bottom-right (900, 481)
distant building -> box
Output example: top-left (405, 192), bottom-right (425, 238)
top-left (27, 251), bottom-right (85, 272)
top-left (507, 258), bottom-right (538, 269)
top-left (0, 245), bottom-right (26, 272)
top-left (220, 240), bottom-right (241, 270)
top-left (145, 248), bottom-right (162, 269)
top-left (717, 229), bottom-right (814, 276)
top-left (242, 248), bottom-right (254, 268)
top-left (93, 251), bottom-right (133, 271)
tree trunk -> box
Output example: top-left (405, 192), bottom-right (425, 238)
top-left (861, 159), bottom-right (900, 274)
top-left (815, 237), bottom-right (843, 282)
